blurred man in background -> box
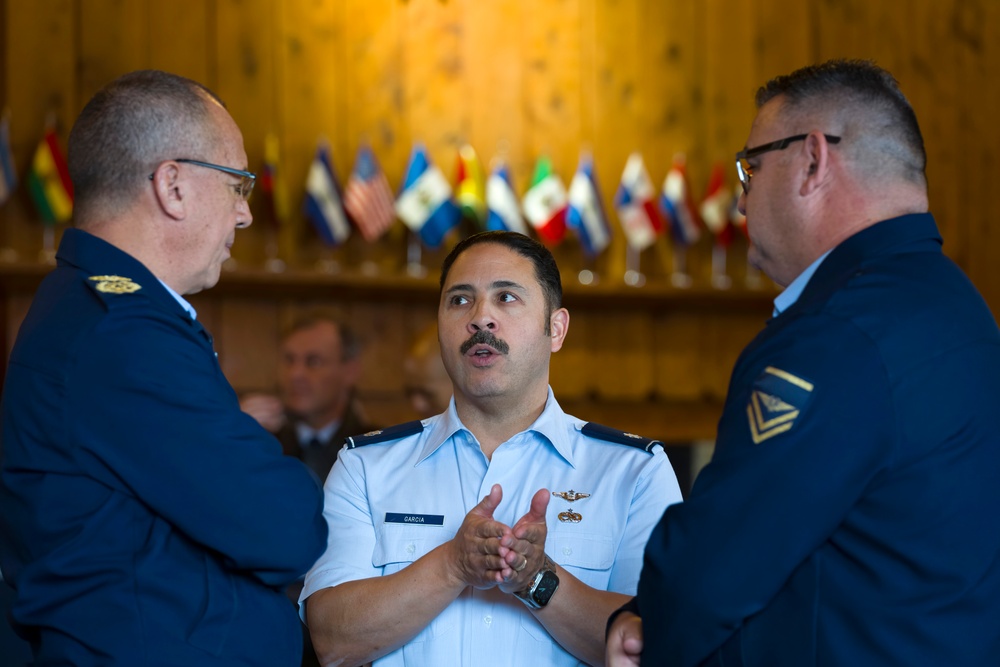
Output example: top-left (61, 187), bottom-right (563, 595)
top-left (242, 311), bottom-right (377, 482)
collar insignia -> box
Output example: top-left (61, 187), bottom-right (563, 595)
top-left (89, 275), bottom-right (141, 294)
top-left (747, 366), bottom-right (814, 444)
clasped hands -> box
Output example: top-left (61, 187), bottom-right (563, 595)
top-left (446, 484), bottom-right (550, 594)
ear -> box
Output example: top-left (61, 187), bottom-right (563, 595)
top-left (549, 308), bottom-right (570, 353)
top-left (150, 161), bottom-right (188, 220)
top-left (800, 131), bottom-right (832, 197)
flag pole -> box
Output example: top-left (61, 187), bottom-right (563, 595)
top-left (670, 246), bottom-right (692, 288)
top-left (406, 231), bottom-right (427, 278)
top-left (711, 243), bottom-right (731, 289)
top-left (624, 243), bottom-right (645, 287)
top-left (39, 225), bottom-right (56, 265)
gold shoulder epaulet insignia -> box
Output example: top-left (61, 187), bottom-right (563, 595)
top-left (89, 275), bottom-right (142, 294)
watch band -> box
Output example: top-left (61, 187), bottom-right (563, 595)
top-left (514, 553), bottom-right (560, 609)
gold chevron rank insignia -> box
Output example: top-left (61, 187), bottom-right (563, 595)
top-left (747, 366), bottom-right (814, 444)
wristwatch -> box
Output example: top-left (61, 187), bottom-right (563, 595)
top-left (514, 553), bottom-right (560, 609)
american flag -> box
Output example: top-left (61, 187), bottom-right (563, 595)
top-left (344, 144), bottom-right (396, 242)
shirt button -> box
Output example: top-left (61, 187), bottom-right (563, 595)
top-left (563, 547), bottom-right (573, 556)
top-left (406, 543), bottom-right (416, 554)
top-left (484, 615), bottom-right (492, 626)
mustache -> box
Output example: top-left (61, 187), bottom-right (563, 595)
top-left (460, 330), bottom-right (510, 355)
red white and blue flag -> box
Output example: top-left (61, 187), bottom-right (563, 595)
top-left (614, 152), bottom-right (664, 251)
top-left (700, 162), bottom-right (734, 247)
top-left (344, 144), bottom-right (396, 242)
top-left (660, 155), bottom-right (701, 247)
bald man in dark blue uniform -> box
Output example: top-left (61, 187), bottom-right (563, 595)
top-left (607, 60), bottom-right (1000, 666)
top-left (0, 71), bottom-right (326, 666)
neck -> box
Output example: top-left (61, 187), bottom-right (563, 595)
top-left (454, 384), bottom-right (549, 459)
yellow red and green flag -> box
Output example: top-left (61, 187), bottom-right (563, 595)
top-left (27, 128), bottom-right (73, 225)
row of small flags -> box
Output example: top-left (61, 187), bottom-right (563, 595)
top-left (0, 114), bottom-right (747, 258)
top-left (297, 140), bottom-right (748, 257)
top-left (0, 114), bottom-right (74, 225)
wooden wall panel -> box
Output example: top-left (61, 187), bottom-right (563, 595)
top-left (148, 0), bottom-right (211, 84)
top-left (215, 0), bottom-right (279, 268)
top-left (3, 0), bottom-right (77, 257)
top-left (279, 0), bottom-right (347, 267)
top-left (78, 0), bottom-right (149, 107)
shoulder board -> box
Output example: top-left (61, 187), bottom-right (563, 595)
top-left (85, 275), bottom-right (143, 299)
top-left (345, 421), bottom-right (424, 449)
top-left (581, 422), bottom-right (662, 454)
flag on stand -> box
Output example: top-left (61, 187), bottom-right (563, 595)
top-left (455, 144), bottom-right (486, 226)
top-left (304, 141), bottom-right (351, 246)
top-left (567, 153), bottom-right (611, 256)
top-left (699, 162), bottom-right (735, 247)
top-left (27, 127), bottom-right (73, 225)
top-left (660, 154), bottom-right (701, 247)
top-left (395, 144), bottom-right (461, 249)
top-left (344, 144), bottom-right (396, 242)
top-left (613, 152), bottom-right (664, 251)
top-left (522, 156), bottom-right (567, 245)
top-left (0, 114), bottom-right (17, 206)
top-left (486, 161), bottom-right (528, 234)
top-left (259, 132), bottom-right (290, 228)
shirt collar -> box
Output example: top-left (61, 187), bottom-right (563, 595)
top-left (772, 249), bottom-right (832, 317)
top-left (296, 420), bottom-right (341, 446)
top-left (417, 387), bottom-right (574, 465)
top-left (157, 278), bottom-right (198, 320)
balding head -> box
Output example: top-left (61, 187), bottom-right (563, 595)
top-left (68, 70), bottom-right (223, 222)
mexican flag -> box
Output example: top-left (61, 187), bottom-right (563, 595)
top-left (521, 156), bottom-right (567, 245)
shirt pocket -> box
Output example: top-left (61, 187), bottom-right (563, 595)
top-left (372, 522), bottom-right (449, 574)
top-left (547, 530), bottom-right (616, 590)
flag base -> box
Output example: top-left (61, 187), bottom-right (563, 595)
top-left (265, 257), bottom-right (286, 273)
top-left (624, 269), bottom-right (646, 288)
top-left (0, 247), bottom-right (18, 263)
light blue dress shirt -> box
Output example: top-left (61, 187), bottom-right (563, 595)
top-left (772, 250), bottom-right (832, 317)
top-left (302, 388), bottom-right (682, 666)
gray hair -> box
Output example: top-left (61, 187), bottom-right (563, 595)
top-left (68, 70), bottom-right (224, 219)
top-left (756, 59), bottom-right (927, 188)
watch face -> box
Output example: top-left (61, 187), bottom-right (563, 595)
top-left (532, 570), bottom-right (560, 607)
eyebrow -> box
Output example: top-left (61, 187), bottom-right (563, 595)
top-left (444, 279), bottom-right (528, 295)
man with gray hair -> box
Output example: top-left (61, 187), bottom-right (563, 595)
top-left (607, 59), bottom-right (1000, 666)
top-left (0, 70), bottom-right (326, 666)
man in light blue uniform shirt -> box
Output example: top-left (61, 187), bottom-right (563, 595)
top-left (302, 231), bottom-right (682, 666)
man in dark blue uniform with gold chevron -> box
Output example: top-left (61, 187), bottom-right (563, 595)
top-left (608, 60), bottom-right (1000, 666)
top-left (0, 71), bottom-right (327, 666)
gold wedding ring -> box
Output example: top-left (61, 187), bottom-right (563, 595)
top-left (514, 556), bottom-right (528, 572)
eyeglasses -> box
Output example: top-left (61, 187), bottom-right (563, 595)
top-left (148, 158), bottom-right (256, 201)
top-left (735, 134), bottom-right (841, 193)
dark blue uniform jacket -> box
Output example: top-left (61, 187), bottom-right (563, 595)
top-left (637, 214), bottom-right (1000, 666)
top-left (0, 229), bottom-right (327, 666)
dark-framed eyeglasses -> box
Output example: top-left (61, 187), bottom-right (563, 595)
top-left (148, 158), bottom-right (256, 201)
top-left (735, 134), bottom-right (841, 193)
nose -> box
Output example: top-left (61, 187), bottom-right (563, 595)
top-left (236, 198), bottom-right (253, 229)
top-left (468, 300), bottom-right (497, 332)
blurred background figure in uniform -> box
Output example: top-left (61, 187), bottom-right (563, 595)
top-left (241, 311), bottom-right (377, 483)
top-left (403, 322), bottom-right (453, 419)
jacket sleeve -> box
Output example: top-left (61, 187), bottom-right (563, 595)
top-left (68, 304), bottom-right (327, 587)
top-left (637, 315), bottom-right (895, 666)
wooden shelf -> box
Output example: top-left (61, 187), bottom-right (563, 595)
top-left (0, 258), bottom-right (778, 312)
